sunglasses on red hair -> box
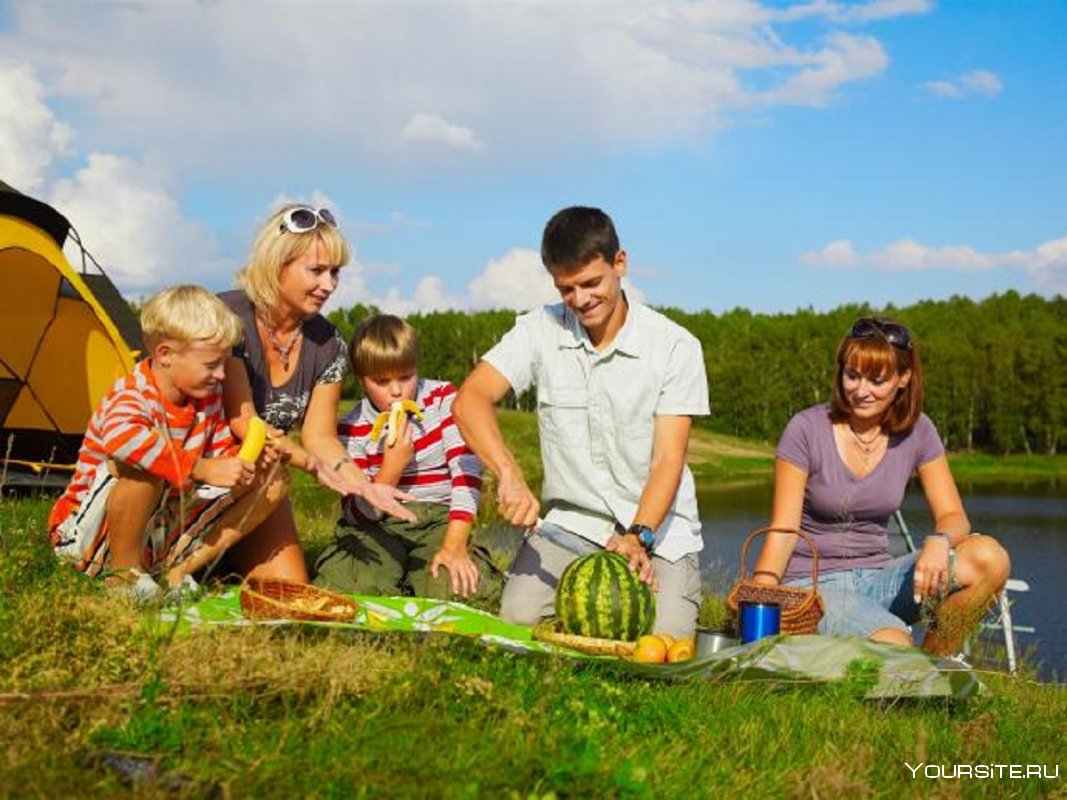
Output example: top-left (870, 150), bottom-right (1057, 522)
top-left (848, 318), bottom-right (912, 350)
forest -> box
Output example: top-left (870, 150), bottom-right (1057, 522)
top-left (327, 291), bottom-right (1067, 455)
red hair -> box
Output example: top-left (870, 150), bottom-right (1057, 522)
top-left (829, 331), bottom-right (924, 435)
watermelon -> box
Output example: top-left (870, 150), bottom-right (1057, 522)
top-left (555, 551), bottom-right (655, 641)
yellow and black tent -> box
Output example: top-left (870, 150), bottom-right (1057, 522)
top-left (0, 180), bottom-right (140, 485)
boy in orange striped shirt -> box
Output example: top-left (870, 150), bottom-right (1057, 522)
top-left (49, 285), bottom-right (289, 604)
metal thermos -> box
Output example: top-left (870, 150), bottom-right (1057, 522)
top-left (739, 601), bottom-right (781, 643)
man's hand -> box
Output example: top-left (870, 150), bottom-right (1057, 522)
top-left (430, 546), bottom-right (480, 597)
top-left (193, 457), bottom-right (254, 489)
top-left (913, 534), bottom-right (951, 604)
top-left (496, 469), bottom-right (540, 528)
top-left (606, 533), bottom-right (656, 588)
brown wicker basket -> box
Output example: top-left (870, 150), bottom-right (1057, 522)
top-left (725, 527), bottom-right (824, 635)
top-left (239, 578), bottom-right (358, 623)
top-left (532, 619), bottom-right (636, 657)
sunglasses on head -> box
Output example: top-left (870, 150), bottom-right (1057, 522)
top-left (848, 318), bottom-right (912, 350)
top-left (279, 206), bottom-right (338, 235)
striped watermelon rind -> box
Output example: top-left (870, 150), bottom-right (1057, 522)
top-left (555, 551), bottom-right (655, 641)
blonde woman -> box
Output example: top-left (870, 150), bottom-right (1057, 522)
top-left (221, 204), bottom-right (414, 583)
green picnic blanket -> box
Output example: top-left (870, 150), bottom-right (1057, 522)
top-left (157, 589), bottom-right (980, 700)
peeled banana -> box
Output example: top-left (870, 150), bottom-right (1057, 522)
top-left (369, 399), bottom-right (423, 446)
top-left (237, 416), bottom-right (268, 463)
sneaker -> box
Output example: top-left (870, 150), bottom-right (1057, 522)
top-left (163, 573), bottom-right (204, 606)
top-left (106, 569), bottom-right (163, 608)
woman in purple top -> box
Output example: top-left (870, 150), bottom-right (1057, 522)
top-left (752, 318), bottom-right (1010, 655)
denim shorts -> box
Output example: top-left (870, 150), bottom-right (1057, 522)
top-left (786, 551), bottom-right (958, 638)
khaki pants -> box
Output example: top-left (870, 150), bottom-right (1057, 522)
top-left (312, 503), bottom-right (502, 609)
top-left (500, 528), bottom-right (702, 640)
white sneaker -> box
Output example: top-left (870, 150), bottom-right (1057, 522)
top-left (107, 569), bottom-right (163, 608)
top-left (163, 574), bottom-right (203, 606)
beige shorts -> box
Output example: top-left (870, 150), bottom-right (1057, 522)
top-left (52, 465), bottom-right (235, 578)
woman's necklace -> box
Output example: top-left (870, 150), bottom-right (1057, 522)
top-left (848, 424), bottom-right (885, 464)
top-left (262, 317), bottom-right (303, 371)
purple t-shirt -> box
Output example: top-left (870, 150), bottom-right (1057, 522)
top-left (777, 403), bottom-right (944, 581)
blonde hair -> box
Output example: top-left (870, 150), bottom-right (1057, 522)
top-left (349, 314), bottom-right (420, 378)
top-left (234, 203), bottom-right (351, 314)
top-left (141, 285), bottom-right (244, 351)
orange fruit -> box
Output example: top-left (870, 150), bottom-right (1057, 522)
top-left (632, 634), bottom-right (669, 663)
top-left (655, 633), bottom-right (676, 649)
top-left (666, 637), bottom-right (695, 663)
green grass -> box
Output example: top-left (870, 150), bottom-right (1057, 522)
top-left (2, 426), bottom-right (1066, 798)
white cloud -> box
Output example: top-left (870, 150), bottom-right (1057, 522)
top-left (961, 69), bottom-right (1004, 95)
top-left (0, 63), bottom-right (73, 192)
top-left (401, 113), bottom-right (483, 153)
top-left (469, 248), bottom-right (558, 310)
top-left (0, 62), bottom-right (229, 294)
top-left (326, 247), bottom-right (649, 315)
top-left (802, 234), bottom-right (1067, 291)
top-left (48, 153), bottom-right (224, 290)
top-left (758, 32), bottom-right (887, 107)
top-left (0, 2), bottom-right (919, 168)
top-left (923, 69), bottom-right (1003, 99)
top-left (776, 0), bottom-right (931, 24)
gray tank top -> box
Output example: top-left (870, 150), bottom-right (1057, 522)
top-left (220, 290), bottom-right (347, 433)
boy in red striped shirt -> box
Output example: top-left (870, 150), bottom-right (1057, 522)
top-left (313, 314), bottom-right (500, 604)
top-left (50, 285), bottom-right (288, 604)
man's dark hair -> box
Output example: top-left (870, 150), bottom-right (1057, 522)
top-left (541, 206), bottom-right (619, 271)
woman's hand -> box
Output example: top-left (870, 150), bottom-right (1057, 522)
top-left (256, 429), bottom-right (288, 470)
top-left (306, 455), bottom-right (354, 495)
top-left (353, 481), bottom-right (418, 523)
top-left (913, 534), bottom-right (952, 604)
top-left (430, 546), bottom-right (480, 597)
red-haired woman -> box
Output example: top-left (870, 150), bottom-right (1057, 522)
top-left (751, 318), bottom-right (1010, 655)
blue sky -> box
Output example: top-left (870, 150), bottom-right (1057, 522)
top-left (1, 0), bottom-right (1064, 315)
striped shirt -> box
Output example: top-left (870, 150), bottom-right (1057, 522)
top-left (48, 358), bottom-right (236, 538)
top-left (337, 378), bottom-right (482, 523)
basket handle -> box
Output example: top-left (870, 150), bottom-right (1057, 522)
top-left (738, 526), bottom-right (820, 589)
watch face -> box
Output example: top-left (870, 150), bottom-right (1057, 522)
top-left (637, 529), bottom-right (655, 550)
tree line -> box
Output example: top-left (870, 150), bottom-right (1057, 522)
top-left (327, 291), bottom-right (1067, 455)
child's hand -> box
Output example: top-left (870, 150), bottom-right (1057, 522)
top-left (430, 546), bottom-right (480, 598)
top-left (195, 457), bottom-right (254, 489)
top-left (381, 411), bottom-right (415, 471)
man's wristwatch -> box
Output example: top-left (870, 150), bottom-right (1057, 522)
top-left (628, 523), bottom-right (656, 554)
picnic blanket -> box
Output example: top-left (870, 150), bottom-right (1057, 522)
top-left (157, 589), bottom-right (980, 700)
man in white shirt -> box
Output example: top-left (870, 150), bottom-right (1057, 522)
top-left (453, 206), bottom-right (710, 638)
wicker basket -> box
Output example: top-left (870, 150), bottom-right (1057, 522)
top-left (532, 619), bottom-right (636, 657)
top-left (725, 527), bottom-right (824, 635)
top-left (239, 578), bottom-right (358, 623)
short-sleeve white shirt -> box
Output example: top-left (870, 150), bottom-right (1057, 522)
top-left (483, 297), bottom-right (709, 562)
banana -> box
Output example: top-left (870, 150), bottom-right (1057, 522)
top-left (385, 402), bottom-right (404, 447)
top-left (237, 416), bottom-right (268, 463)
top-left (370, 399), bottom-right (424, 445)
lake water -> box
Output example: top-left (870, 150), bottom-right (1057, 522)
top-left (697, 480), bottom-right (1066, 683)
